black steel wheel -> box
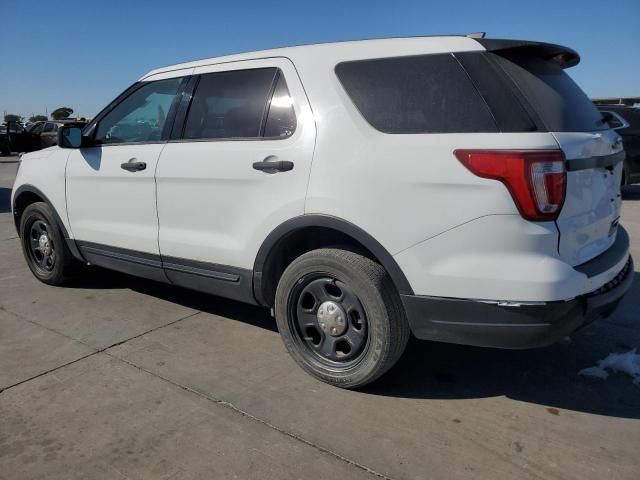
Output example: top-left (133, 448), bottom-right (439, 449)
top-left (290, 275), bottom-right (369, 366)
top-left (275, 248), bottom-right (410, 388)
top-left (20, 202), bottom-right (72, 285)
top-left (26, 219), bottom-right (57, 274)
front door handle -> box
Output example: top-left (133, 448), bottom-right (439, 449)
top-left (120, 158), bottom-right (147, 172)
top-left (252, 160), bottom-right (294, 173)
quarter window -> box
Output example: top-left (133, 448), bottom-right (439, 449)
top-left (335, 54), bottom-right (498, 134)
top-left (95, 78), bottom-right (181, 144)
top-left (264, 73), bottom-right (296, 138)
top-left (183, 68), bottom-right (278, 140)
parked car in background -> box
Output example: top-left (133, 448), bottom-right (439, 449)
top-left (0, 121), bottom-right (30, 155)
top-left (11, 36), bottom-right (633, 388)
top-left (39, 122), bottom-right (63, 148)
top-left (598, 105), bottom-right (640, 185)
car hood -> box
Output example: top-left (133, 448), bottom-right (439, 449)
top-left (20, 146), bottom-right (59, 161)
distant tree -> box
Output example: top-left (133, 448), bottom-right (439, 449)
top-left (29, 114), bottom-right (48, 122)
top-left (50, 107), bottom-right (74, 120)
top-left (4, 114), bottom-right (21, 122)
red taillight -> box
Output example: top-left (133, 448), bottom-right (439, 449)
top-left (454, 149), bottom-right (566, 221)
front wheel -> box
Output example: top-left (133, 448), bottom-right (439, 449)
top-left (274, 248), bottom-right (410, 388)
top-left (19, 202), bottom-right (74, 285)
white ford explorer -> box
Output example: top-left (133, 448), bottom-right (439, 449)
top-left (12, 36), bottom-right (633, 388)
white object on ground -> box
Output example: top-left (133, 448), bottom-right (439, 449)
top-left (579, 349), bottom-right (640, 384)
top-left (579, 366), bottom-right (609, 380)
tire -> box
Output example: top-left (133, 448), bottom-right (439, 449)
top-left (274, 248), bottom-right (410, 388)
top-left (19, 202), bottom-right (74, 285)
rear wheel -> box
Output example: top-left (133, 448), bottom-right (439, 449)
top-left (274, 248), bottom-right (409, 388)
top-left (19, 202), bottom-right (74, 285)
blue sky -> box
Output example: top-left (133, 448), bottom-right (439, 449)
top-left (2, 0), bottom-right (638, 119)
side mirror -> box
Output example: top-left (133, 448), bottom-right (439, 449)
top-left (57, 126), bottom-right (83, 148)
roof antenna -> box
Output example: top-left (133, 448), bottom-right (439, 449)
top-left (466, 32), bottom-right (486, 39)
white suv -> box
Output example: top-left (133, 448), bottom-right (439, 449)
top-left (12, 36), bottom-right (634, 388)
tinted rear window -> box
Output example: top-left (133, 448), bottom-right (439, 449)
top-left (335, 54), bottom-right (498, 134)
top-left (492, 52), bottom-right (607, 132)
top-left (184, 68), bottom-right (277, 140)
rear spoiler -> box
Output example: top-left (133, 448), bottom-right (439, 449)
top-left (475, 38), bottom-right (580, 69)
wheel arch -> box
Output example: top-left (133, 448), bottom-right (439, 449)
top-left (253, 215), bottom-right (414, 306)
top-left (12, 184), bottom-right (84, 262)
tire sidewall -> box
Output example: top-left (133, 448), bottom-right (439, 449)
top-left (275, 250), bottom-right (396, 387)
top-left (19, 203), bottom-right (67, 284)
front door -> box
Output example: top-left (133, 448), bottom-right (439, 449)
top-left (66, 75), bottom-right (185, 278)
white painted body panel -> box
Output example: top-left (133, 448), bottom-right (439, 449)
top-left (155, 58), bottom-right (316, 268)
top-left (553, 130), bottom-right (624, 266)
top-left (393, 213), bottom-right (627, 302)
top-left (11, 147), bottom-right (71, 230)
top-left (65, 144), bottom-right (165, 253)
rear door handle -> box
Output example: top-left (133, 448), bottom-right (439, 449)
top-left (252, 160), bottom-right (294, 173)
top-left (120, 159), bottom-right (147, 172)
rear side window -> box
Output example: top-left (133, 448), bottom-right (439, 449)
top-left (492, 52), bottom-right (607, 132)
top-left (43, 123), bottom-right (55, 132)
top-left (335, 54), bottom-right (498, 134)
top-left (184, 68), bottom-right (277, 140)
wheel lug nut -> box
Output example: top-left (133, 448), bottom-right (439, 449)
top-left (331, 327), bottom-right (338, 335)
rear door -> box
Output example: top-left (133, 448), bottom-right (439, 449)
top-left (490, 51), bottom-right (624, 266)
top-left (155, 58), bottom-right (316, 297)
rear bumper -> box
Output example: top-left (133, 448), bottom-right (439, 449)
top-left (401, 256), bottom-right (634, 349)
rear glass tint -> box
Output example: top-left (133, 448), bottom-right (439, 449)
top-left (184, 68), bottom-right (277, 140)
top-left (491, 52), bottom-right (607, 132)
top-left (335, 54), bottom-right (498, 134)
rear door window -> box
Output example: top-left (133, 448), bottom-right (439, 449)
top-left (491, 52), bottom-right (607, 132)
top-left (335, 54), bottom-right (498, 134)
top-left (183, 68), bottom-right (278, 140)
